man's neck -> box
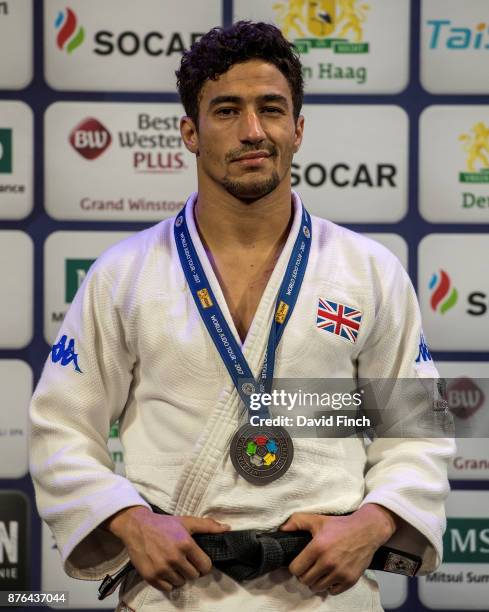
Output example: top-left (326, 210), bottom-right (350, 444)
top-left (193, 179), bottom-right (294, 254)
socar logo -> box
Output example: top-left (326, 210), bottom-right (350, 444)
top-left (429, 269), bottom-right (458, 314)
top-left (55, 7), bottom-right (85, 53)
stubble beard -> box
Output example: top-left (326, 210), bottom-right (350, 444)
top-left (221, 171), bottom-right (281, 203)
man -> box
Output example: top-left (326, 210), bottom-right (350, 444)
top-left (30, 21), bottom-right (454, 612)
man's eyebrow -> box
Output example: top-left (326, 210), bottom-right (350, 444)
top-left (208, 94), bottom-right (290, 108)
top-left (208, 95), bottom-right (242, 108)
top-left (258, 94), bottom-right (289, 107)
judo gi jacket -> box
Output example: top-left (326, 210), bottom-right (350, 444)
top-left (30, 192), bottom-right (455, 611)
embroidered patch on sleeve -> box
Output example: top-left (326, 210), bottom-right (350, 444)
top-left (51, 334), bottom-right (83, 373)
top-left (316, 298), bottom-right (362, 343)
top-left (415, 332), bottom-right (433, 363)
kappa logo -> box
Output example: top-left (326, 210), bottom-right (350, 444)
top-left (447, 377), bottom-right (485, 420)
top-left (459, 122), bottom-right (489, 184)
top-left (273, 0), bottom-right (370, 54)
top-left (415, 332), bottom-right (432, 363)
top-left (51, 335), bottom-right (82, 373)
top-left (69, 118), bottom-right (112, 160)
top-left (316, 297), bottom-right (362, 343)
top-left (55, 7), bottom-right (85, 54)
top-left (429, 270), bottom-right (458, 314)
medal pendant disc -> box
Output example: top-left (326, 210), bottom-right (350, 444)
top-left (230, 423), bottom-right (294, 485)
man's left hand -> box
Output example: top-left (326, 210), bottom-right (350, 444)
top-left (279, 504), bottom-right (398, 595)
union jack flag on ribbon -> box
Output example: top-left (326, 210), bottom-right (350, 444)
top-left (316, 298), bottom-right (362, 344)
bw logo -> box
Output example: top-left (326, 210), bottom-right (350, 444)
top-left (69, 117), bottom-right (112, 161)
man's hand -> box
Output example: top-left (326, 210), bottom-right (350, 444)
top-left (279, 504), bottom-right (399, 596)
top-left (103, 506), bottom-right (230, 592)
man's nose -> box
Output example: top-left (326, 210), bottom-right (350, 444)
top-left (239, 111), bottom-right (266, 143)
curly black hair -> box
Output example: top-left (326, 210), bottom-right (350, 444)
top-left (176, 21), bottom-right (304, 126)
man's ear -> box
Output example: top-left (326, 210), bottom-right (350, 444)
top-left (293, 114), bottom-right (305, 154)
top-left (180, 116), bottom-right (199, 155)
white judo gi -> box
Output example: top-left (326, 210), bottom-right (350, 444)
top-left (30, 192), bottom-right (455, 611)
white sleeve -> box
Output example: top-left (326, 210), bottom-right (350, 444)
top-left (29, 263), bottom-right (150, 580)
top-left (357, 256), bottom-right (455, 574)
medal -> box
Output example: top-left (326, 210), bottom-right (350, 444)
top-left (230, 424), bottom-right (294, 485)
top-left (174, 197), bottom-right (311, 485)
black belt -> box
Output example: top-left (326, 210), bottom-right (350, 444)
top-left (98, 505), bottom-right (422, 600)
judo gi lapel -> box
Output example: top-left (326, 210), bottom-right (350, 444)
top-left (170, 192), bottom-right (305, 515)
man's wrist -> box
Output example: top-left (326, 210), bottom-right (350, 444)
top-left (101, 505), bottom-right (150, 540)
top-left (355, 503), bottom-right (400, 545)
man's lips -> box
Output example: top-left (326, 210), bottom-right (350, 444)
top-left (232, 152), bottom-right (272, 165)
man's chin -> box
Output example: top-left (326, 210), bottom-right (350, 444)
top-left (222, 174), bottom-right (280, 202)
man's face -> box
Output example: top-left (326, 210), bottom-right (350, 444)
top-left (182, 59), bottom-right (304, 201)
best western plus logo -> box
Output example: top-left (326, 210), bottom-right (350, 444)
top-left (429, 269), bottom-right (488, 316)
top-left (0, 128), bottom-right (12, 173)
top-left (273, 0), bottom-right (370, 84)
top-left (427, 19), bottom-right (489, 51)
top-left (69, 118), bottom-right (112, 160)
top-left (55, 7), bottom-right (85, 53)
top-left (444, 518), bottom-right (489, 563)
top-left (447, 377), bottom-right (485, 420)
top-left (70, 113), bottom-right (186, 173)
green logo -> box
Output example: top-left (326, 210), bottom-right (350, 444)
top-left (65, 259), bottom-right (95, 303)
top-left (295, 37), bottom-right (369, 54)
top-left (443, 518), bottom-right (489, 563)
top-left (273, 0), bottom-right (371, 55)
top-left (0, 128), bottom-right (12, 174)
top-left (459, 122), bottom-right (489, 183)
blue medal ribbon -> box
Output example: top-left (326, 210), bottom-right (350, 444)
top-left (174, 198), bottom-right (311, 422)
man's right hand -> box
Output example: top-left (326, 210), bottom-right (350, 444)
top-left (103, 505), bottom-right (231, 592)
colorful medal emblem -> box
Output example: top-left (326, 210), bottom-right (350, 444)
top-left (230, 424), bottom-right (294, 485)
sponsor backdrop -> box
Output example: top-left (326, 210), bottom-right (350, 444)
top-left (0, 0), bottom-right (488, 610)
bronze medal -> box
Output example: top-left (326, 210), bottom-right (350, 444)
top-left (230, 423), bottom-right (294, 485)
